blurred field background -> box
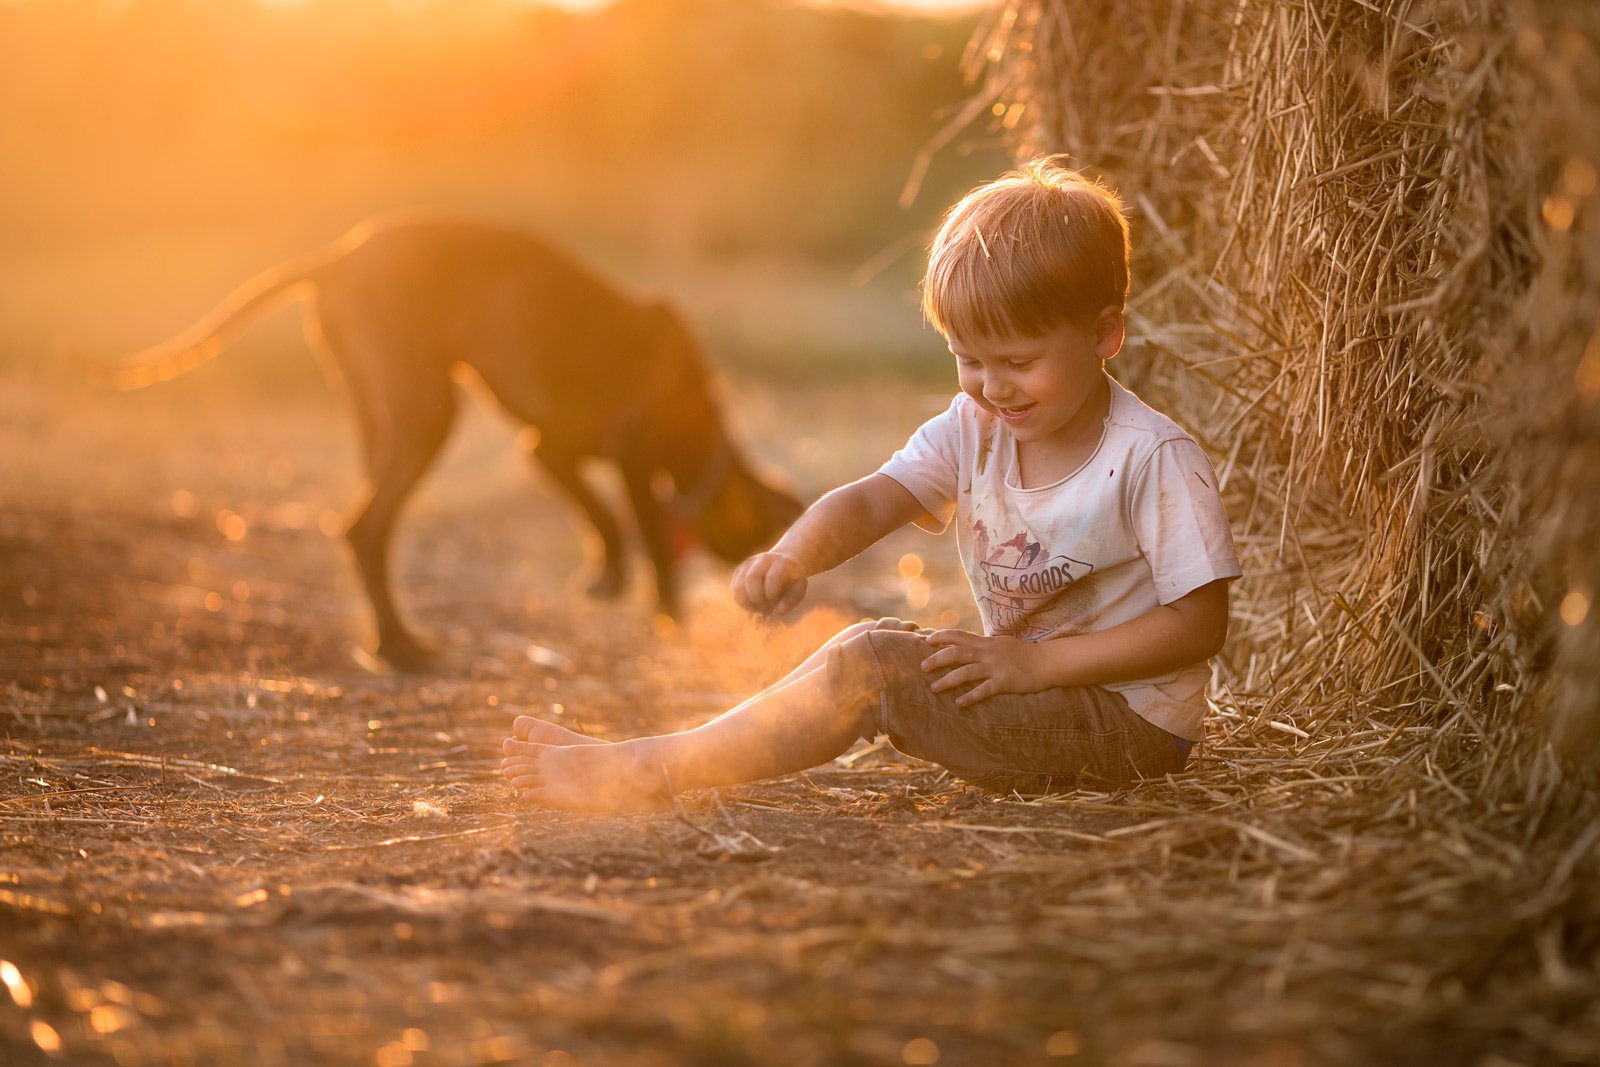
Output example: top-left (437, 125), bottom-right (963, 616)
top-left (0, 0), bottom-right (1012, 391)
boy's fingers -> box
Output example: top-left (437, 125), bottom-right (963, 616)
top-left (774, 581), bottom-right (807, 617)
top-left (734, 556), bottom-right (786, 615)
top-left (923, 628), bottom-right (979, 648)
top-left (763, 560), bottom-right (793, 605)
top-left (954, 682), bottom-right (993, 708)
top-left (921, 644), bottom-right (978, 671)
top-left (929, 664), bottom-right (980, 692)
top-left (734, 561), bottom-right (764, 609)
top-left (749, 568), bottom-right (802, 618)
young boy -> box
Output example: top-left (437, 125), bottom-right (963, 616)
top-left (501, 157), bottom-right (1241, 812)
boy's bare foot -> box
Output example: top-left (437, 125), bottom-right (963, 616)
top-left (510, 714), bottom-right (609, 747)
top-left (500, 738), bottom-right (672, 813)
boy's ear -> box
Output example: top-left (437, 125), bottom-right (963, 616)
top-left (1095, 306), bottom-right (1126, 361)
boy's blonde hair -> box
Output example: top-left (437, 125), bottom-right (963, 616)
top-left (922, 156), bottom-right (1130, 341)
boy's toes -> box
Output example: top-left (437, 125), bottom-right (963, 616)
top-left (511, 715), bottom-right (540, 740)
top-left (500, 755), bottom-right (541, 788)
top-left (505, 768), bottom-right (542, 791)
top-left (503, 737), bottom-right (544, 756)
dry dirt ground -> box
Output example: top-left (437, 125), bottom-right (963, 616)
top-left (0, 369), bottom-right (1591, 1067)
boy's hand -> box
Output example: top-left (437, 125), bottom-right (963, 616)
top-left (732, 551), bottom-right (808, 618)
top-left (921, 630), bottom-right (1044, 707)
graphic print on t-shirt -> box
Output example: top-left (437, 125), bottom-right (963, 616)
top-left (971, 519), bottom-right (1093, 638)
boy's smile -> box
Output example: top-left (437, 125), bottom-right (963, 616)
top-left (995, 401), bottom-right (1037, 424)
top-left (949, 309), bottom-right (1125, 480)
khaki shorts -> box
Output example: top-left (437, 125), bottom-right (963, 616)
top-left (826, 627), bottom-right (1187, 795)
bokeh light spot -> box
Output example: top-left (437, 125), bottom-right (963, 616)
top-left (1046, 1030), bottom-right (1082, 1056)
top-left (31, 1019), bottom-right (62, 1054)
top-left (0, 960), bottom-right (32, 1008)
top-left (217, 510), bottom-right (247, 542)
top-left (1542, 194), bottom-right (1575, 231)
top-left (1559, 589), bottom-right (1590, 627)
top-left (88, 1003), bottom-right (137, 1035)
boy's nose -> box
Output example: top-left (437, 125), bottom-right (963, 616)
top-left (983, 377), bottom-right (1016, 404)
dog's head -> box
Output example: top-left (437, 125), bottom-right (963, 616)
top-left (691, 461), bottom-right (805, 564)
top-left (639, 304), bottom-right (805, 563)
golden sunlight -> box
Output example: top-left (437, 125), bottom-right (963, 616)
top-left (1560, 588), bottom-right (1591, 627)
top-left (30, 1020), bottom-right (62, 1055)
top-left (4, 0), bottom-right (1002, 392)
top-left (0, 961), bottom-right (32, 1008)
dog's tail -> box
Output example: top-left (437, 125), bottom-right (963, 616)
top-left (75, 242), bottom-right (342, 391)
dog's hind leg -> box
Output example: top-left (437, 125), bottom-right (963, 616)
top-left (331, 341), bottom-right (460, 671)
top-left (524, 434), bottom-right (629, 600)
top-left (344, 404), bottom-right (458, 669)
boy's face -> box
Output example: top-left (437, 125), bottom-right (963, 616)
top-left (948, 308), bottom-right (1125, 451)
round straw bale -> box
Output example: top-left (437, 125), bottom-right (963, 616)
top-left (958, 0), bottom-right (1600, 791)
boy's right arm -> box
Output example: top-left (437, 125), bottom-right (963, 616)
top-left (733, 473), bottom-right (927, 617)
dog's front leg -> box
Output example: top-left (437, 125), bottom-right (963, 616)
top-left (525, 435), bottom-right (629, 599)
top-left (620, 463), bottom-right (679, 618)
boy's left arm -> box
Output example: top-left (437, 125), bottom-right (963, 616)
top-left (922, 579), bottom-right (1231, 707)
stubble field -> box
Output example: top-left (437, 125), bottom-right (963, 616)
top-left (1, 366), bottom-right (1589, 1067)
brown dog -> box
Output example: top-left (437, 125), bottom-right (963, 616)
top-left (97, 214), bottom-right (804, 669)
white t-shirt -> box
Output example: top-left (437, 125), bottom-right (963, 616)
top-left (877, 375), bottom-right (1241, 741)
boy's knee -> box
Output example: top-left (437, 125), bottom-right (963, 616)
top-left (827, 628), bottom-right (928, 695)
top-left (826, 627), bottom-right (931, 743)
top-left (851, 627), bottom-right (930, 681)
top-left (834, 620), bottom-right (883, 643)
top-left (834, 618), bottom-right (920, 645)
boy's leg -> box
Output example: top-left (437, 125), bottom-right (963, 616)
top-left (502, 625), bottom-right (1182, 811)
top-left (694, 618), bottom-right (918, 708)
top-left (501, 650), bottom-right (881, 813)
top-left (509, 618), bottom-right (906, 748)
